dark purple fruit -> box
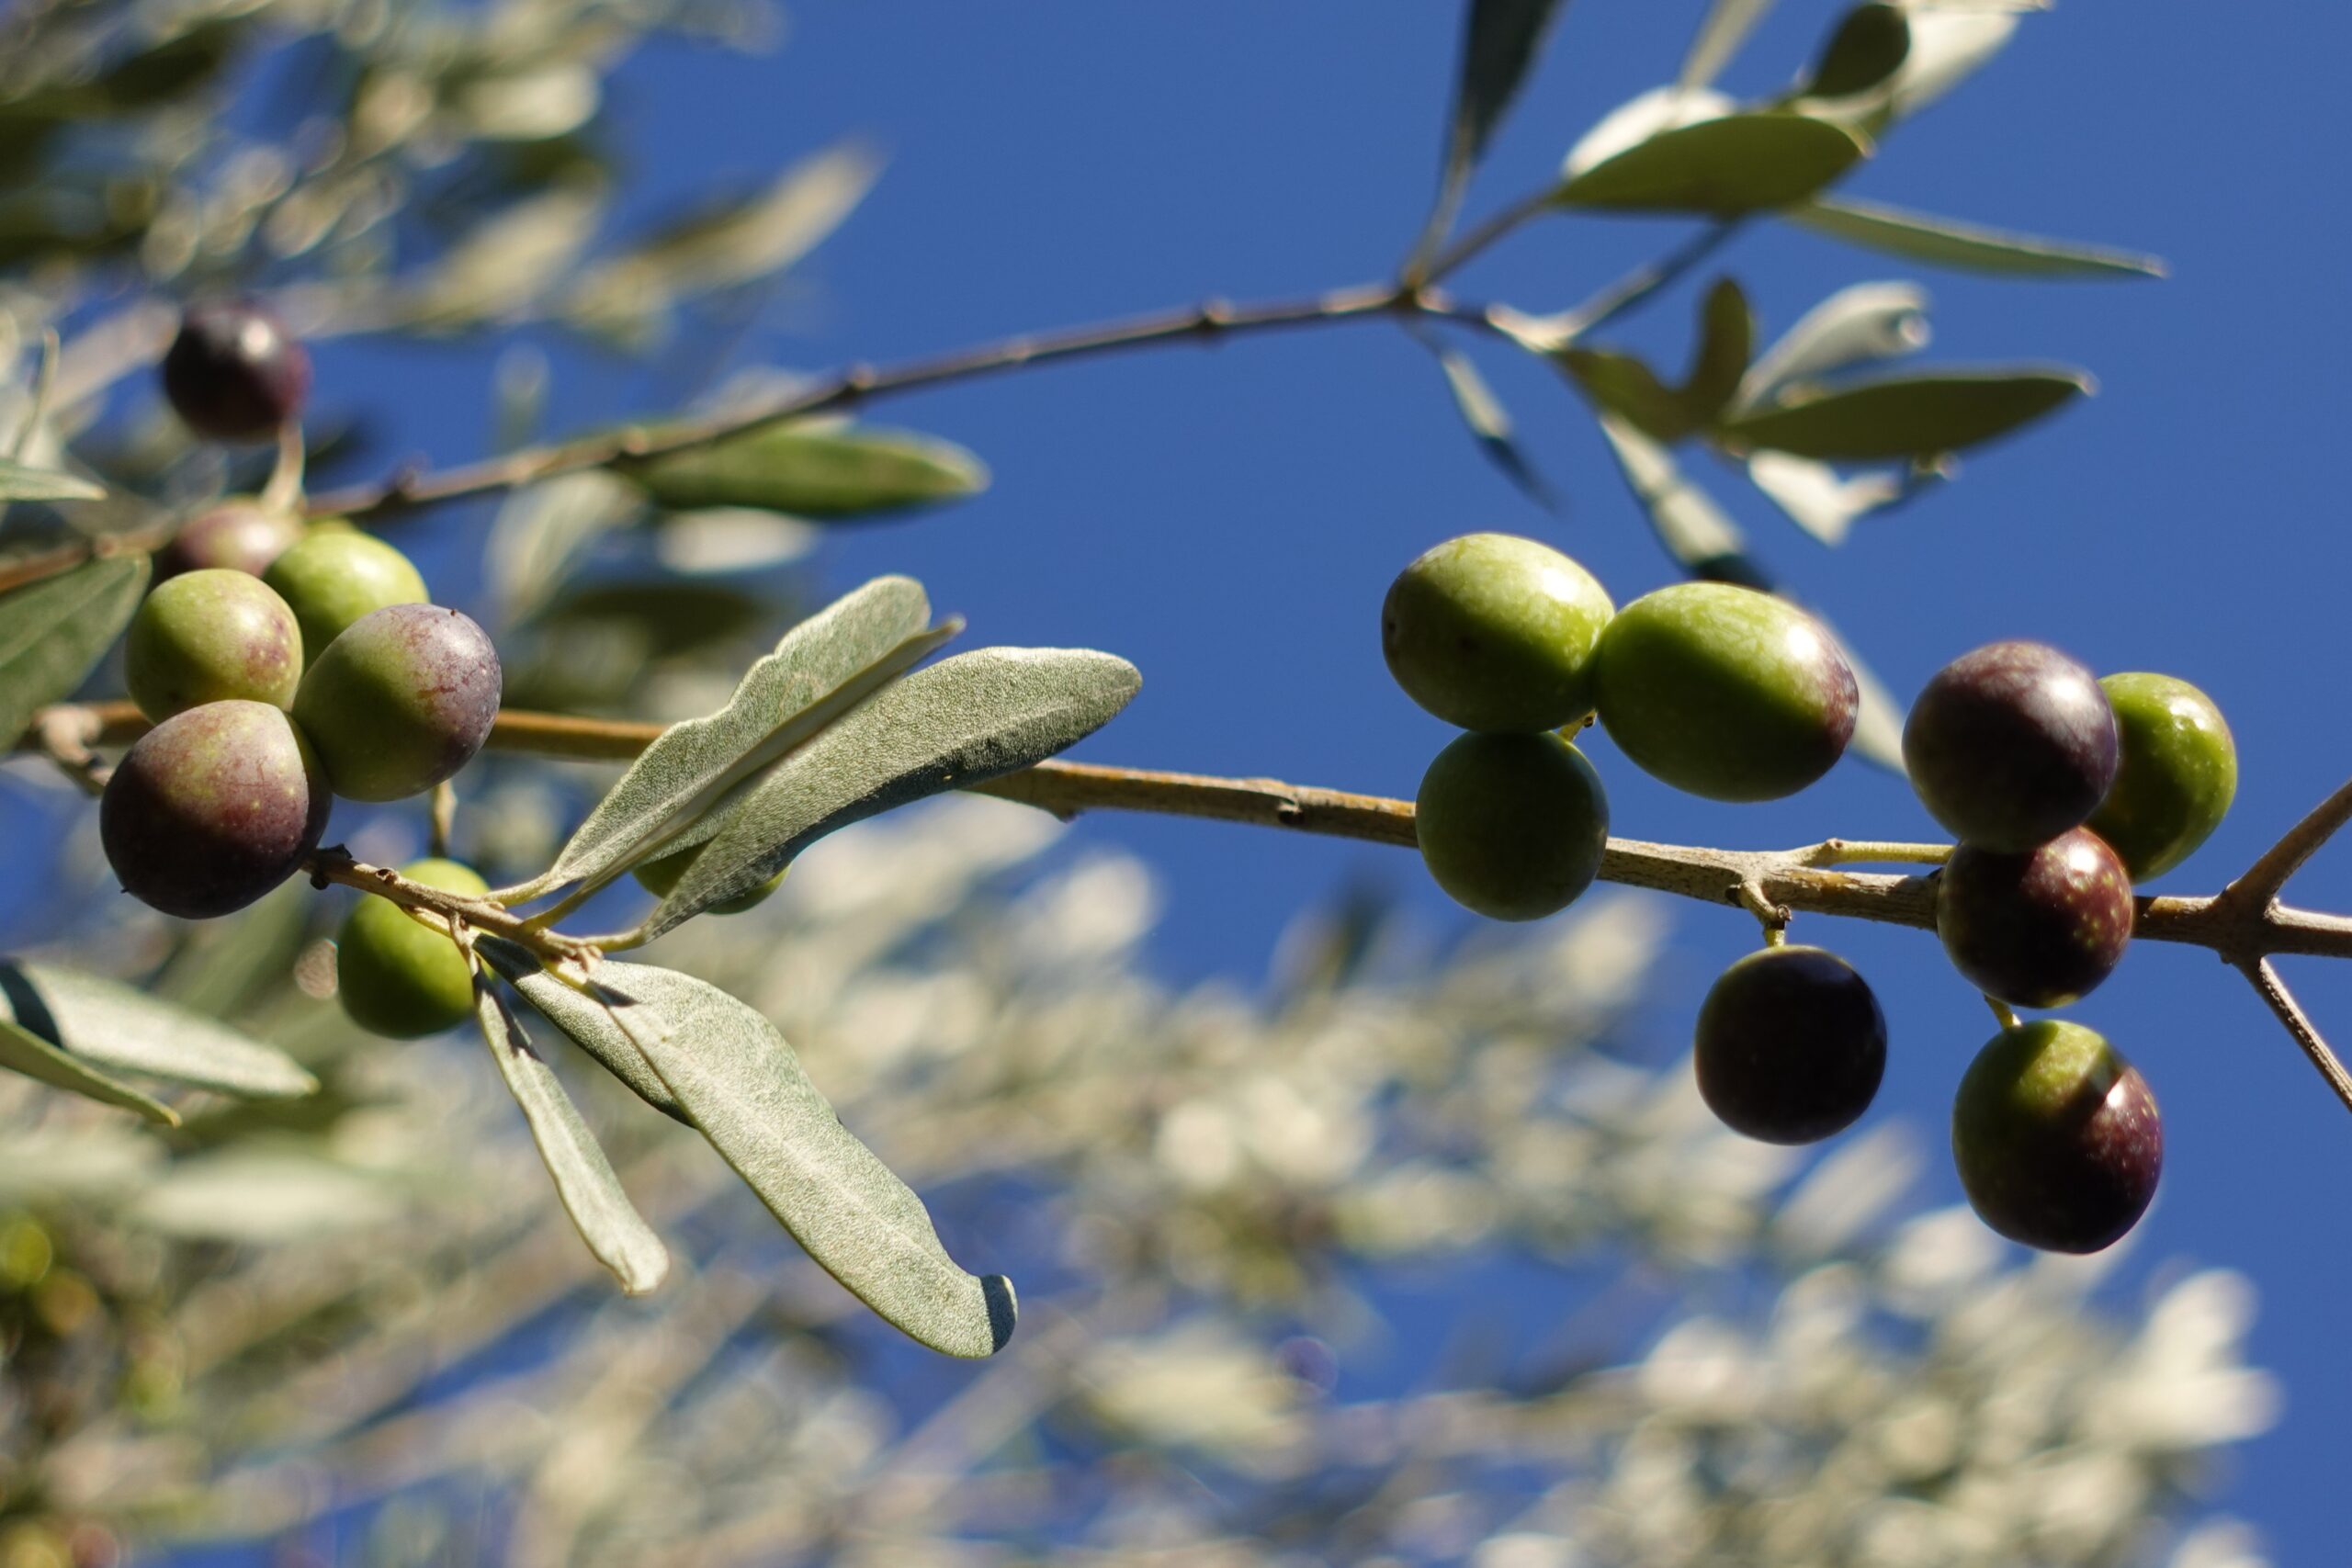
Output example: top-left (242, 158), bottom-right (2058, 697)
top-left (1694, 944), bottom-right (1886, 1144)
top-left (292, 604), bottom-right (501, 802)
top-left (1903, 640), bottom-right (2118, 852)
top-left (1951, 1020), bottom-right (2162, 1254)
top-left (1936, 828), bottom-right (2132, 1009)
top-left (158, 500), bottom-right (304, 579)
top-left (160, 301), bottom-right (311, 444)
top-left (100, 700), bottom-right (331, 919)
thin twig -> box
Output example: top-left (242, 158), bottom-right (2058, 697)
top-left (2218, 773), bottom-right (2352, 925)
top-left (302, 847), bottom-right (591, 965)
top-left (2236, 958), bottom-right (2352, 1116)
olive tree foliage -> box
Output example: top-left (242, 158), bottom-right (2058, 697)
top-left (0, 0), bottom-right (2286, 1562)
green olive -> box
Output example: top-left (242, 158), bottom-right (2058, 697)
top-left (337, 857), bottom-right (490, 1039)
top-left (1381, 533), bottom-right (1614, 732)
top-left (2086, 672), bottom-right (2236, 881)
top-left (262, 528), bottom-right (428, 662)
top-left (123, 570), bottom-right (303, 720)
top-left (1414, 730), bottom-right (1610, 920)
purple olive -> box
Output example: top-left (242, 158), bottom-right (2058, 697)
top-left (1936, 828), bottom-right (2133, 1009)
top-left (100, 701), bottom-right (331, 919)
top-left (1904, 640), bottom-right (2118, 852)
top-left (158, 499), bottom-right (304, 579)
top-left (1952, 1020), bottom-right (2162, 1254)
top-left (1694, 944), bottom-right (1886, 1145)
top-left (160, 300), bottom-right (311, 444)
top-left (292, 604), bottom-right (501, 802)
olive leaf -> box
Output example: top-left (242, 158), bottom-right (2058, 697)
top-left (1679, 0), bottom-right (1779, 91)
top-left (1735, 281), bottom-right (1930, 413)
top-left (640, 647), bottom-right (1142, 940)
top-left (1424, 337), bottom-right (1559, 511)
top-left (0, 1017), bottom-right (178, 1125)
top-left (619, 424), bottom-right (988, 519)
top-left (471, 969), bottom-right (669, 1295)
top-left (1789, 195), bottom-right (2165, 280)
top-left (0, 554), bottom-right (149, 747)
top-left (554, 958), bottom-right (1016, 1358)
top-left (1681, 277), bottom-right (1754, 424)
top-left (0, 960), bottom-right (318, 1100)
top-left (535, 576), bottom-right (954, 898)
top-left (1803, 4), bottom-right (1910, 100)
top-left (1716, 368), bottom-right (2091, 460)
top-left (1746, 450), bottom-right (1905, 547)
top-left (479, 935), bottom-right (684, 1122)
top-left (1558, 112), bottom-right (1869, 215)
top-left (0, 459), bottom-right (104, 502)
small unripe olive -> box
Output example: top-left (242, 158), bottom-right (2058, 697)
top-left (158, 499), bottom-right (303, 579)
top-left (1936, 828), bottom-right (2132, 1009)
top-left (99, 700), bottom-right (331, 919)
top-left (263, 530), bottom-right (428, 663)
top-left (337, 858), bottom-right (490, 1039)
top-left (1414, 731), bottom-right (1609, 920)
top-left (1904, 640), bottom-right (2118, 852)
top-left (631, 842), bottom-right (786, 914)
top-left (1381, 533), bottom-right (1615, 732)
top-left (1591, 581), bottom-right (1857, 802)
top-left (124, 570), bottom-right (303, 721)
top-left (2086, 672), bottom-right (2236, 882)
top-left (293, 604), bottom-right (502, 802)
top-left (1694, 944), bottom-right (1886, 1144)
top-left (1951, 1020), bottom-right (2161, 1254)
top-left (161, 300), bottom-right (311, 444)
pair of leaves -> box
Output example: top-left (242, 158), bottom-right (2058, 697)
top-left (617, 423), bottom-right (988, 520)
top-left (1562, 277), bottom-right (1752, 443)
top-left (0, 959), bottom-right (319, 1124)
top-left (0, 554), bottom-right (147, 746)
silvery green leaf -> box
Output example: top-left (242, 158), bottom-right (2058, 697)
top-left (0, 459), bottom-right (103, 502)
top-left (582, 959), bottom-right (1016, 1358)
top-left (397, 183), bottom-right (605, 330)
top-left (1557, 113), bottom-right (1870, 216)
top-left (0, 959), bottom-right (318, 1100)
top-left (642, 648), bottom-right (1142, 940)
top-left (472, 973), bottom-right (669, 1294)
top-left (541, 576), bottom-right (951, 895)
top-left (1450, 0), bottom-right (1570, 175)
top-left (621, 424), bottom-right (988, 519)
top-left (1595, 413), bottom-right (1746, 567)
top-left (479, 935), bottom-right (684, 1122)
top-left (0, 554), bottom-right (148, 747)
top-left (1429, 339), bottom-right (1559, 511)
top-left (1717, 368), bottom-right (2089, 460)
top-left (1563, 85), bottom-right (1734, 180)
top-left (125, 1148), bottom-right (408, 1243)
top-left (1680, 0), bottom-right (1780, 90)
top-left (1790, 195), bottom-right (2165, 279)
top-left (486, 470), bottom-right (643, 624)
top-left (1805, 5), bottom-right (1911, 98)
top-left (1735, 281), bottom-right (1930, 412)
top-left (1885, 6), bottom-right (2033, 119)
top-left (1746, 450), bottom-right (1904, 545)
top-left (0, 1016), bottom-right (177, 1124)
top-left (1826, 617), bottom-right (1907, 773)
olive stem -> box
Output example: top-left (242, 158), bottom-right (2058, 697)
top-left (428, 781), bottom-right (458, 861)
top-left (2235, 958), bottom-right (2352, 1117)
top-left (303, 848), bottom-right (592, 966)
top-left (1982, 995), bottom-right (2021, 1032)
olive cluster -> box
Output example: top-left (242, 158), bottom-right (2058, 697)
top-left (1382, 534), bottom-right (2236, 1256)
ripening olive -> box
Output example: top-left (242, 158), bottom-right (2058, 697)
top-left (1590, 581), bottom-right (1857, 802)
top-left (337, 858), bottom-right (489, 1039)
top-left (99, 701), bottom-right (331, 919)
top-left (160, 300), bottom-right (311, 443)
top-left (1936, 828), bottom-right (2132, 1009)
top-left (1381, 533), bottom-right (1615, 732)
top-left (293, 604), bottom-right (502, 802)
top-left (631, 842), bottom-right (786, 914)
top-left (1694, 944), bottom-right (1886, 1145)
top-left (263, 530), bottom-right (429, 662)
top-left (1904, 640), bottom-right (2118, 852)
top-left (1414, 731), bottom-right (1610, 920)
top-left (158, 499), bottom-right (304, 579)
top-left (1951, 1020), bottom-right (2162, 1253)
top-left (2086, 672), bottom-right (2237, 882)
top-left (124, 570), bottom-right (303, 720)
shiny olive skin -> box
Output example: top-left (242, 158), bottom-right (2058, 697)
top-left (1904, 640), bottom-right (2118, 852)
top-left (1414, 731), bottom-right (1609, 921)
top-left (124, 570), bottom-right (304, 721)
top-left (294, 604), bottom-right (501, 803)
top-left (337, 858), bottom-right (489, 1039)
top-left (158, 500), bottom-right (303, 579)
top-left (160, 300), bottom-right (311, 443)
top-left (1381, 533), bottom-right (1616, 732)
top-left (99, 701), bottom-right (331, 919)
top-left (1591, 582), bottom-right (1857, 802)
top-left (1951, 1020), bottom-right (2162, 1254)
top-left (632, 842), bottom-right (786, 914)
top-left (1694, 944), bottom-right (1886, 1145)
top-left (1937, 828), bottom-right (2133, 1009)
top-left (2087, 672), bottom-right (2237, 882)
top-left (263, 530), bottom-right (429, 663)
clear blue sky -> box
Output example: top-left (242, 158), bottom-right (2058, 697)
top-left (313, 1), bottom-right (2348, 1553)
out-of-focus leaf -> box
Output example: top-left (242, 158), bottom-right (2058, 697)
top-left (1835, 621), bottom-right (1908, 773)
top-left (1557, 113), bottom-right (1869, 216)
top-left (125, 1148), bottom-right (407, 1242)
top-left (0, 460), bottom-right (102, 502)
top-left (481, 937), bottom-right (684, 1122)
top-left (399, 181), bottom-right (605, 329)
top-left (1679, 0), bottom-right (1780, 90)
top-left (652, 510), bottom-right (816, 575)
top-left (472, 973), bottom-right (668, 1294)
top-left (620, 423), bottom-right (988, 519)
top-left (1428, 342), bottom-right (1559, 510)
top-left (1594, 414), bottom-right (1745, 566)
top-left (1736, 281), bottom-right (1930, 411)
top-left (532, 581), bottom-right (766, 660)
top-left (1717, 368), bottom-right (2089, 459)
top-left (1746, 450), bottom-right (1904, 546)
top-left (1562, 86), bottom-right (1735, 179)
top-left (540, 576), bottom-right (951, 896)
top-left (486, 470), bottom-right (643, 624)
top-left (0, 1016), bottom-right (176, 1125)
top-left (0, 553), bottom-right (148, 746)
top-left (1804, 4), bottom-right (1910, 98)
top-left (569, 959), bottom-right (1017, 1358)
top-left (1886, 7), bottom-right (2030, 121)
top-left (644, 649), bottom-right (1142, 939)
top-left (0, 960), bottom-right (317, 1100)
top-left (154, 877), bottom-right (316, 1022)
top-left (453, 64), bottom-right (600, 141)
top-left (1562, 350), bottom-right (1690, 443)
top-left (1790, 195), bottom-right (2165, 279)
top-left (1682, 277), bottom-right (1753, 423)
top-left (1442, 0), bottom-right (1571, 192)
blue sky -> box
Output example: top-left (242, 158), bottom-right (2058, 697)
top-left (273, 0), bottom-right (2352, 1554)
